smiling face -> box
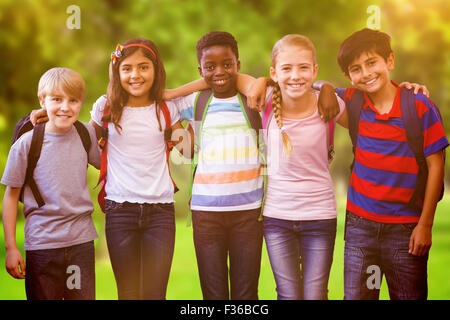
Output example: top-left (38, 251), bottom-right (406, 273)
top-left (40, 90), bottom-right (82, 133)
top-left (119, 49), bottom-right (155, 106)
top-left (198, 45), bottom-right (240, 98)
top-left (346, 50), bottom-right (394, 94)
top-left (270, 45), bottom-right (318, 102)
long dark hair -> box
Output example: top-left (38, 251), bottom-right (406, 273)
top-left (104, 38), bottom-right (166, 132)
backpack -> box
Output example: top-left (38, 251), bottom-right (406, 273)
top-left (346, 87), bottom-right (445, 209)
top-left (262, 96), bottom-right (336, 164)
top-left (187, 89), bottom-right (262, 224)
top-left (12, 113), bottom-right (91, 207)
top-left (96, 99), bottom-right (179, 213)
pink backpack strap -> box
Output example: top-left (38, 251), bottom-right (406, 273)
top-left (160, 101), bottom-right (179, 193)
top-left (262, 97), bottom-right (273, 130)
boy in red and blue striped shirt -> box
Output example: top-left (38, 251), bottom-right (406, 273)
top-left (336, 28), bottom-right (448, 300)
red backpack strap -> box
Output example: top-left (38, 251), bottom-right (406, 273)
top-left (96, 102), bottom-right (110, 213)
top-left (160, 101), bottom-right (179, 193)
top-left (262, 97), bottom-right (273, 130)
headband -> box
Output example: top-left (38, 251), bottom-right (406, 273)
top-left (111, 43), bottom-right (156, 64)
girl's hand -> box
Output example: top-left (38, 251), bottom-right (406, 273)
top-left (30, 108), bottom-right (49, 125)
top-left (409, 224), bottom-right (432, 256)
top-left (399, 82), bottom-right (429, 97)
top-left (318, 84), bottom-right (339, 122)
top-left (246, 77), bottom-right (269, 111)
top-left (5, 248), bottom-right (26, 279)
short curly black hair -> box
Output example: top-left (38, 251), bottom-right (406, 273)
top-left (196, 31), bottom-right (239, 63)
top-left (337, 28), bottom-right (393, 76)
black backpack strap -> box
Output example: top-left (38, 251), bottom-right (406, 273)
top-left (193, 89), bottom-right (213, 152)
top-left (346, 89), bottom-right (365, 169)
top-left (195, 89), bottom-right (213, 122)
top-left (343, 89), bottom-right (364, 241)
top-left (400, 88), bottom-right (429, 208)
top-left (239, 92), bottom-right (262, 134)
top-left (73, 121), bottom-right (92, 155)
top-left (23, 122), bottom-right (46, 207)
top-left (347, 90), bottom-right (364, 152)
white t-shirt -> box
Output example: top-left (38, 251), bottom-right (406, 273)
top-left (90, 96), bottom-right (180, 204)
top-left (263, 91), bottom-right (345, 221)
top-left (173, 92), bottom-right (263, 212)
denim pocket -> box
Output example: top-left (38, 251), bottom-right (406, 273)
top-left (400, 222), bottom-right (417, 233)
top-left (105, 200), bottom-right (124, 213)
top-left (155, 203), bottom-right (175, 215)
top-left (346, 211), bottom-right (362, 227)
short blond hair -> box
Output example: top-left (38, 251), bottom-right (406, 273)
top-left (38, 67), bottom-right (86, 101)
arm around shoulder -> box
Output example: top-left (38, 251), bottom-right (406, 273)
top-left (237, 74), bottom-right (270, 111)
top-left (164, 78), bottom-right (209, 101)
top-left (316, 81), bottom-right (340, 122)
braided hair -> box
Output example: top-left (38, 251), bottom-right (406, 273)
top-left (270, 80), bottom-right (292, 157)
top-left (269, 34), bottom-right (317, 158)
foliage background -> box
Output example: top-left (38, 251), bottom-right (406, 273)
top-left (0, 0), bottom-right (449, 300)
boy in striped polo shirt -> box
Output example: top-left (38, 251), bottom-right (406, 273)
top-left (336, 28), bottom-right (448, 300)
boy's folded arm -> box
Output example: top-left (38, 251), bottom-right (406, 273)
top-left (163, 78), bottom-right (209, 101)
top-left (237, 74), bottom-right (269, 111)
top-left (409, 150), bottom-right (445, 256)
top-left (315, 81), bottom-right (340, 122)
top-left (312, 80), bottom-right (334, 91)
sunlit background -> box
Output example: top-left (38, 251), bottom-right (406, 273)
top-left (0, 0), bottom-right (449, 300)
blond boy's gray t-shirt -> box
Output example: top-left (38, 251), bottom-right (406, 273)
top-left (1, 122), bottom-right (101, 251)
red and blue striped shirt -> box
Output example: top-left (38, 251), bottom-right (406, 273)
top-left (336, 83), bottom-right (448, 223)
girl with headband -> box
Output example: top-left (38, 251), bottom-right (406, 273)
top-left (90, 38), bottom-right (193, 299)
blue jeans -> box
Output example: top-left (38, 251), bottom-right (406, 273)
top-left (192, 208), bottom-right (263, 300)
top-left (344, 211), bottom-right (428, 300)
top-left (263, 216), bottom-right (337, 300)
top-left (25, 241), bottom-right (95, 300)
top-left (105, 200), bottom-right (175, 300)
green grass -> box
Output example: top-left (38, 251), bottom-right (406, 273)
top-left (1, 195), bottom-right (450, 300)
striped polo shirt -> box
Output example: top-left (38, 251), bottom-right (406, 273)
top-left (337, 84), bottom-right (448, 223)
top-left (173, 92), bottom-right (263, 212)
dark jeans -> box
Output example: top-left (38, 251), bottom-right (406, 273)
top-left (344, 211), bottom-right (428, 300)
top-left (105, 200), bottom-right (175, 300)
top-left (25, 241), bottom-right (95, 300)
top-left (263, 216), bottom-right (337, 300)
top-left (192, 208), bottom-right (263, 300)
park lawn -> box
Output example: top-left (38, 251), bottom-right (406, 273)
top-left (1, 195), bottom-right (449, 300)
